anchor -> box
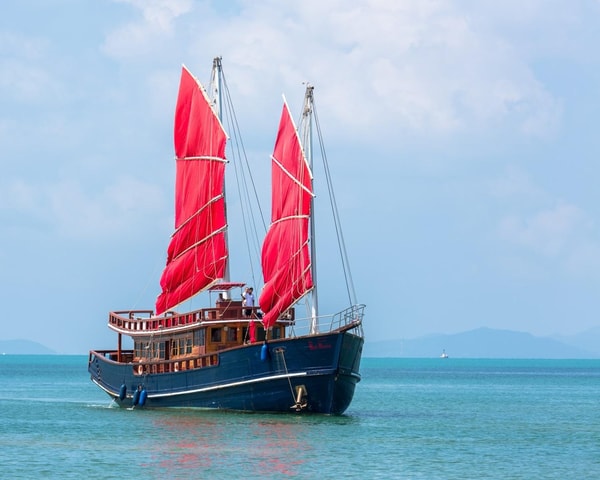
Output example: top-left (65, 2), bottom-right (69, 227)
top-left (290, 385), bottom-right (308, 412)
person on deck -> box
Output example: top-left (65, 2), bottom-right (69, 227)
top-left (244, 287), bottom-right (255, 317)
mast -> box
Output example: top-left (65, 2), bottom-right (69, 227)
top-left (211, 57), bottom-right (232, 295)
top-left (302, 85), bottom-right (319, 334)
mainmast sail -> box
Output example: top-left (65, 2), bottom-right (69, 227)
top-left (259, 97), bottom-right (314, 329)
top-left (155, 65), bottom-right (228, 315)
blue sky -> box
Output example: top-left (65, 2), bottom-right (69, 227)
top-left (2, 0), bottom-right (600, 354)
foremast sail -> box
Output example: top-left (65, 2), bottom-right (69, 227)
top-left (155, 65), bottom-right (228, 315)
top-left (259, 95), bottom-right (315, 329)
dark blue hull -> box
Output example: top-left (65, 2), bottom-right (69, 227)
top-left (89, 330), bottom-right (363, 414)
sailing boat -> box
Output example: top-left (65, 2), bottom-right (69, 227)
top-left (88, 59), bottom-right (365, 414)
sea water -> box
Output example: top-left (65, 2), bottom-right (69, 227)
top-left (0, 356), bottom-right (598, 479)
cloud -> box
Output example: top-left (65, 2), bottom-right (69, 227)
top-left (0, 176), bottom-right (166, 241)
top-left (0, 59), bottom-right (54, 104)
top-left (0, 32), bottom-right (64, 105)
top-left (102, 0), bottom-right (193, 59)
top-left (489, 166), bottom-right (546, 201)
top-left (491, 165), bottom-right (600, 277)
top-left (96, 0), bottom-right (566, 141)
top-left (564, 239), bottom-right (600, 276)
top-left (498, 203), bottom-right (600, 275)
top-left (189, 0), bottom-right (563, 139)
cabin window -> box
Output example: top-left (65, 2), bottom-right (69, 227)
top-left (171, 340), bottom-right (179, 357)
top-left (172, 339), bottom-right (182, 357)
top-left (134, 341), bottom-right (150, 358)
top-left (271, 327), bottom-right (282, 340)
top-left (194, 329), bottom-right (206, 347)
top-left (211, 328), bottom-right (222, 343)
top-left (256, 326), bottom-right (266, 342)
top-left (226, 327), bottom-right (237, 342)
top-left (134, 341), bottom-right (165, 359)
top-left (169, 335), bottom-right (194, 357)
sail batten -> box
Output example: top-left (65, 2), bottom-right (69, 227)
top-left (155, 66), bottom-right (228, 315)
top-left (259, 101), bottom-right (314, 328)
top-left (271, 155), bottom-right (315, 197)
top-left (177, 155), bottom-right (227, 162)
top-left (169, 226), bottom-right (228, 262)
top-left (171, 193), bottom-right (225, 236)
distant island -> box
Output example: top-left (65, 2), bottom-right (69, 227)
top-left (363, 327), bottom-right (600, 359)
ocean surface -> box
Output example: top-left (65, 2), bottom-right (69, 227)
top-left (0, 356), bottom-right (598, 479)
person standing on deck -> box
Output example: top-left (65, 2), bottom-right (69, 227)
top-left (244, 287), bottom-right (254, 317)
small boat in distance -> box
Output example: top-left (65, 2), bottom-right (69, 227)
top-left (88, 58), bottom-right (365, 414)
top-left (440, 349), bottom-right (449, 359)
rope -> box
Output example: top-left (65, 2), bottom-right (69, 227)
top-left (276, 347), bottom-right (296, 403)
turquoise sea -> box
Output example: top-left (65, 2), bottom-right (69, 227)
top-left (0, 356), bottom-right (598, 479)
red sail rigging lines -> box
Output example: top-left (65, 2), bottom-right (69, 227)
top-left (155, 66), bottom-right (228, 315)
top-left (259, 100), bottom-right (314, 329)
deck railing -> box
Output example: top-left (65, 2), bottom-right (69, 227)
top-left (285, 304), bottom-right (365, 338)
top-left (106, 304), bottom-right (364, 338)
top-left (108, 306), bottom-right (265, 333)
top-left (89, 349), bottom-right (220, 375)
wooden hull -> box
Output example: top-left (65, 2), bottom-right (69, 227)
top-left (88, 330), bottom-right (363, 414)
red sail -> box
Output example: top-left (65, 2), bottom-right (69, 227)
top-left (259, 101), bottom-right (314, 328)
top-left (155, 66), bottom-right (228, 315)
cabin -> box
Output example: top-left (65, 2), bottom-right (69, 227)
top-left (102, 290), bottom-right (294, 375)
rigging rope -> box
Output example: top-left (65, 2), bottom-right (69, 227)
top-left (311, 98), bottom-right (358, 307)
top-left (221, 73), bottom-right (267, 289)
top-left (276, 347), bottom-right (297, 403)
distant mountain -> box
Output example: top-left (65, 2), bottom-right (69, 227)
top-left (550, 327), bottom-right (600, 356)
top-left (0, 339), bottom-right (55, 355)
top-left (364, 327), bottom-right (600, 358)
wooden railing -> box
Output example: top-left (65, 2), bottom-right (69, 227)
top-left (89, 349), bottom-right (220, 375)
top-left (108, 305), bottom-right (277, 333)
top-left (108, 309), bottom-right (202, 332)
top-left (133, 354), bottom-right (220, 375)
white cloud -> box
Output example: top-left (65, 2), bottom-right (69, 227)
top-left (499, 202), bottom-right (593, 257)
top-left (51, 177), bottom-right (167, 239)
top-left (102, 0), bottom-right (193, 59)
top-left (0, 59), bottom-right (54, 103)
top-left (96, 0), bottom-right (567, 139)
top-left (490, 166), bottom-right (546, 201)
top-left (177, 0), bottom-right (563, 140)
top-left (0, 32), bottom-right (64, 104)
top-left (564, 239), bottom-right (600, 276)
top-left (1, 176), bottom-right (166, 240)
